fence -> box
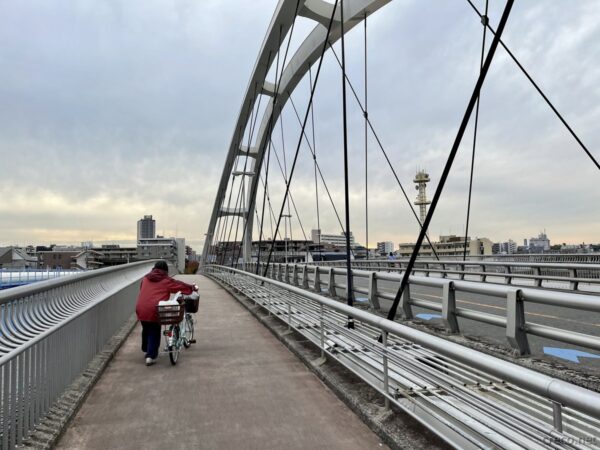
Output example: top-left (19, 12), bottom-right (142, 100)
top-left (206, 265), bottom-right (600, 448)
top-left (0, 261), bottom-right (155, 448)
top-left (312, 259), bottom-right (600, 292)
top-left (242, 262), bottom-right (600, 356)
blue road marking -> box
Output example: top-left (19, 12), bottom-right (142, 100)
top-left (543, 347), bottom-right (600, 364)
top-left (416, 313), bottom-right (442, 321)
top-left (355, 297), bottom-right (369, 303)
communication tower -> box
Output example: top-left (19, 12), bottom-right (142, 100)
top-left (414, 170), bottom-right (431, 224)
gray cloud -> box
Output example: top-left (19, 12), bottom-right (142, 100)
top-left (1, 0), bottom-right (599, 251)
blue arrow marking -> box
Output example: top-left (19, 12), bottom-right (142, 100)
top-left (416, 313), bottom-right (442, 321)
top-left (543, 347), bottom-right (600, 364)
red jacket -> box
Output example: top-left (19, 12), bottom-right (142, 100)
top-left (135, 268), bottom-right (195, 322)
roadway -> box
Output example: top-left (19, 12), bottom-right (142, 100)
top-left (57, 275), bottom-right (387, 450)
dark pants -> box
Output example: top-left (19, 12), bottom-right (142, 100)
top-left (141, 321), bottom-right (162, 359)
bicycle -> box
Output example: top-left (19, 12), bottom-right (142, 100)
top-left (157, 291), bottom-right (199, 365)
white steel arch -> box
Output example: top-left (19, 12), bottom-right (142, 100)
top-left (202, 0), bottom-right (391, 264)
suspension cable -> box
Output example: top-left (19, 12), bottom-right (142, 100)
top-left (268, 140), bottom-right (309, 242)
top-left (262, 0), bottom-right (340, 276)
top-left (339, 0), bottom-right (355, 326)
top-left (309, 66), bottom-right (322, 262)
top-left (386, 0), bottom-right (514, 323)
top-left (465, 0), bottom-right (599, 171)
top-left (364, 12), bottom-right (370, 258)
top-left (328, 44), bottom-right (440, 260)
top-left (463, 0), bottom-right (489, 261)
top-left (287, 94), bottom-right (355, 258)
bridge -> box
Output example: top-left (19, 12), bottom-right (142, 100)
top-left (3, 0), bottom-right (600, 448)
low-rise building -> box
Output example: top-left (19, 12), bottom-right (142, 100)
top-left (311, 229), bottom-right (355, 247)
top-left (0, 247), bottom-right (39, 269)
top-left (71, 250), bottom-right (104, 270)
top-left (397, 235), bottom-right (493, 258)
top-left (137, 237), bottom-right (185, 272)
top-left (529, 232), bottom-right (551, 252)
top-left (493, 239), bottom-right (517, 254)
top-left (93, 245), bottom-right (137, 266)
top-left (38, 250), bottom-right (81, 270)
top-left (377, 241), bottom-right (394, 256)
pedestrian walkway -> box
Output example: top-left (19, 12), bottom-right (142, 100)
top-left (57, 275), bottom-right (386, 449)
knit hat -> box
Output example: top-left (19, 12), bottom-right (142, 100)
top-left (154, 260), bottom-right (169, 272)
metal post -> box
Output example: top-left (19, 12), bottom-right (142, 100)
top-left (382, 330), bottom-right (390, 409)
top-left (552, 401), bottom-right (563, 432)
top-left (302, 265), bottom-right (309, 289)
top-left (569, 269), bottom-right (578, 290)
top-left (442, 281), bottom-right (459, 333)
top-left (505, 265), bottom-right (512, 284)
top-left (368, 271), bottom-right (381, 310)
top-left (399, 284), bottom-right (413, 320)
top-left (288, 303), bottom-right (292, 330)
top-left (327, 268), bottom-right (336, 297)
top-left (533, 266), bottom-right (542, 287)
top-left (313, 267), bottom-right (321, 293)
top-left (320, 303), bottom-right (325, 358)
top-left (506, 288), bottom-right (530, 355)
top-left (292, 264), bottom-right (299, 286)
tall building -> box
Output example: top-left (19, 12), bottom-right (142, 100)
top-left (377, 241), bottom-right (394, 255)
top-left (137, 215), bottom-right (156, 241)
top-left (414, 170), bottom-right (431, 224)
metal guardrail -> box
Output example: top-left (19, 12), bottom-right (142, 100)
top-left (0, 261), bottom-right (155, 449)
top-left (242, 262), bottom-right (600, 356)
top-left (313, 259), bottom-right (600, 293)
top-left (206, 265), bottom-right (600, 449)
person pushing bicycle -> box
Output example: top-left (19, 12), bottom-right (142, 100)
top-left (135, 260), bottom-right (198, 366)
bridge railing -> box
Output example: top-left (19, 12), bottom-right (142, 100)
top-left (311, 259), bottom-right (600, 292)
top-left (205, 265), bottom-right (600, 445)
top-left (240, 262), bottom-right (600, 356)
top-left (0, 261), bottom-right (155, 449)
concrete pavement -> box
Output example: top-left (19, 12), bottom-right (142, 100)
top-left (57, 275), bottom-right (387, 450)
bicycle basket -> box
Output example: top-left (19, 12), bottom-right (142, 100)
top-left (157, 302), bottom-right (184, 325)
top-left (184, 297), bottom-right (199, 313)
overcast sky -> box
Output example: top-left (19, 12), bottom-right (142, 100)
top-left (1, 0), bottom-right (599, 251)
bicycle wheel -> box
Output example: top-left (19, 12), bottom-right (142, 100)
top-left (183, 314), bottom-right (194, 348)
top-left (168, 325), bottom-right (180, 365)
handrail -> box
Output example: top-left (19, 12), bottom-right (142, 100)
top-left (318, 258), bottom-right (600, 270)
top-left (239, 259), bottom-right (600, 293)
top-left (236, 262), bottom-right (600, 356)
top-left (0, 261), bottom-right (157, 448)
top-left (207, 265), bottom-right (600, 421)
top-left (0, 260), bottom-right (154, 305)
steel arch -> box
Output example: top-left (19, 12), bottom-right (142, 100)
top-left (202, 0), bottom-right (391, 264)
